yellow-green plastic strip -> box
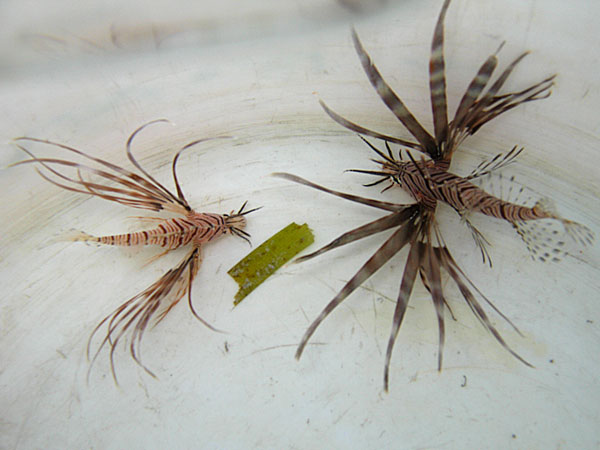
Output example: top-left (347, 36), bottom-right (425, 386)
top-left (228, 222), bottom-right (314, 305)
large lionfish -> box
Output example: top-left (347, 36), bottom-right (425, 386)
top-left (12, 120), bottom-right (259, 382)
top-left (275, 0), bottom-right (594, 390)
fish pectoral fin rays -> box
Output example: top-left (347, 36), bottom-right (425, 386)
top-left (465, 146), bottom-right (523, 180)
top-left (437, 246), bottom-right (532, 367)
top-left (86, 247), bottom-right (223, 384)
top-left (143, 247), bottom-right (176, 267)
top-left (459, 212), bottom-right (493, 267)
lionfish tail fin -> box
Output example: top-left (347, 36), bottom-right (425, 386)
top-left (514, 220), bottom-right (562, 262)
top-left (534, 198), bottom-right (594, 247)
top-left (532, 197), bottom-right (557, 216)
top-left (53, 229), bottom-right (101, 245)
top-left (515, 200), bottom-right (594, 262)
top-left (562, 220), bottom-right (595, 248)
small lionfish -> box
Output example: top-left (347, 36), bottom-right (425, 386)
top-left (275, 0), bottom-right (593, 390)
top-left (12, 120), bottom-right (259, 382)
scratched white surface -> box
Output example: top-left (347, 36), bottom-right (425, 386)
top-left (1, 0), bottom-right (599, 449)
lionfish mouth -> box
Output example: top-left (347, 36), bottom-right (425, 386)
top-left (344, 137), bottom-right (409, 189)
top-left (225, 201), bottom-right (262, 244)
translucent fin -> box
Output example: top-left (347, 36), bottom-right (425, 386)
top-left (52, 229), bottom-right (101, 245)
top-left (515, 216), bottom-right (593, 262)
top-left (532, 197), bottom-right (557, 216)
top-left (530, 198), bottom-right (595, 249)
top-left (562, 220), bottom-right (595, 248)
top-left (473, 173), bottom-right (530, 207)
top-left (515, 219), bottom-right (568, 262)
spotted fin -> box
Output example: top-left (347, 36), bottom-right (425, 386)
top-left (515, 212), bottom-right (594, 262)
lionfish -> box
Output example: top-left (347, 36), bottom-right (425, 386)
top-left (275, 0), bottom-right (594, 390)
top-left (12, 120), bottom-right (259, 382)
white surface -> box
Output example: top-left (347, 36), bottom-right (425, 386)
top-left (1, 0), bottom-right (599, 449)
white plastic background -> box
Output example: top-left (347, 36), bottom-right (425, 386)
top-left (1, 0), bottom-right (598, 448)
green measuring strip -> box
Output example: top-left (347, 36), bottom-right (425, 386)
top-left (228, 222), bottom-right (314, 305)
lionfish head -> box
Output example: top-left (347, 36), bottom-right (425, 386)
top-left (378, 159), bottom-right (408, 178)
top-left (224, 201), bottom-right (262, 244)
top-left (225, 213), bottom-right (246, 230)
top-left (348, 136), bottom-right (411, 189)
top-left (356, 157), bottom-right (408, 190)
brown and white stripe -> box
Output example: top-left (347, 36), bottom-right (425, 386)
top-left (396, 160), bottom-right (554, 223)
top-left (351, 28), bottom-right (438, 159)
top-left (92, 213), bottom-right (229, 249)
top-left (13, 120), bottom-right (257, 383)
top-left (322, 0), bottom-right (555, 167)
top-left (277, 0), bottom-right (593, 392)
top-left (429, 0), bottom-right (450, 146)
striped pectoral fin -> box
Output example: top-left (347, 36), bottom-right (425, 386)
top-left (296, 208), bottom-right (418, 264)
top-left (350, 29), bottom-right (439, 159)
top-left (318, 100), bottom-right (422, 151)
top-left (383, 241), bottom-right (423, 391)
top-left (473, 75), bottom-right (555, 130)
top-left (436, 246), bottom-right (532, 368)
top-left (475, 52), bottom-right (529, 110)
top-left (421, 242), bottom-right (449, 371)
top-left (460, 53), bottom-right (556, 137)
top-left (295, 215), bottom-right (420, 362)
top-left (184, 246), bottom-right (222, 332)
top-left (86, 246), bottom-right (215, 384)
top-left (12, 133), bottom-right (190, 216)
top-left (452, 54), bottom-right (498, 134)
top-left (429, 0), bottom-right (450, 144)
top-left (153, 247), bottom-right (199, 323)
top-left (272, 172), bottom-right (412, 212)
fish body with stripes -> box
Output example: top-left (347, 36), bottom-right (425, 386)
top-left (375, 149), bottom-right (583, 229)
top-left (12, 120), bottom-right (258, 383)
top-left (275, 0), bottom-right (593, 390)
top-left (76, 213), bottom-right (243, 249)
